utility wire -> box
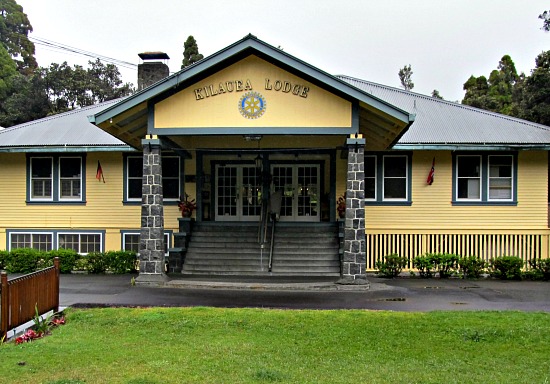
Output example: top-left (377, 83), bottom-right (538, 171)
top-left (29, 36), bottom-right (138, 70)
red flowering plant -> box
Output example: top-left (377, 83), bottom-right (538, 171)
top-left (178, 193), bottom-right (197, 217)
top-left (14, 306), bottom-right (66, 345)
top-left (337, 193), bottom-right (346, 218)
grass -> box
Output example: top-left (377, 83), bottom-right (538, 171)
top-left (1, 308), bottom-right (550, 383)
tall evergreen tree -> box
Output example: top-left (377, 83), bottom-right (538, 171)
top-left (181, 35), bottom-right (204, 69)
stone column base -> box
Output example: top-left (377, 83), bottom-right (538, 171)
top-left (135, 273), bottom-right (169, 286)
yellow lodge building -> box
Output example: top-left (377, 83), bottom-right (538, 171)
top-left (1, 35), bottom-right (549, 283)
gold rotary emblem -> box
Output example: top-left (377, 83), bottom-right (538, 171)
top-left (238, 91), bottom-right (266, 119)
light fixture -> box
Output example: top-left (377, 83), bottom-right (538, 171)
top-left (255, 153), bottom-right (263, 170)
top-left (243, 134), bottom-right (263, 142)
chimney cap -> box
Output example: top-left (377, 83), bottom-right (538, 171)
top-left (138, 52), bottom-right (170, 61)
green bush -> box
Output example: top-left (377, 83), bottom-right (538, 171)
top-left (413, 255), bottom-right (435, 278)
top-left (86, 252), bottom-right (108, 274)
top-left (458, 256), bottom-right (487, 279)
top-left (43, 249), bottom-right (81, 274)
top-left (431, 253), bottom-right (459, 278)
top-left (375, 253), bottom-right (407, 278)
top-left (5, 248), bottom-right (41, 273)
top-left (489, 256), bottom-right (523, 280)
top-left (105, 251), bottom-right (138, 274)
top-left (0, 250), bottom-right (8, 270)
top-left (527, 259), bottom-right (550, 281)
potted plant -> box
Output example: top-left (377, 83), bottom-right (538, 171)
top-left (178, 193), bottom-right (196, 218)
top-left (337, 193), bottom-right (346, 219)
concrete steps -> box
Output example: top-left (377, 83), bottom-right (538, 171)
top-left (181, 222), bottom-right (340, 276)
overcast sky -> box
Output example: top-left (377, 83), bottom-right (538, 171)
top-left (16, 0), bottom-right (550, 102)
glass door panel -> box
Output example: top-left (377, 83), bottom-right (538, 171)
top-left (216, 165), bottom-right (261, 221)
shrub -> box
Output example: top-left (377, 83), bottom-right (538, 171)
top-left (489, 256), bottom-right (523, 280)
top-left (375, 253), bottom-right (407, 278)
top-left (5, 248), bottom-right (41, 273)
top-left (86, 252), bottom-right (108, 274)
top-left (44, 249), bottom-right (80, 274)
top-left (0, 250), bottom-right (8, 270)
top-left (105, 251), bottom-right (138, 274)
top-left (527, 259), bottom-right (550, 281)
top-left (413, 255), bottom-right (435, 278)
top-left (431, 253), bottom-right (459, 278)
top-left (458, 256), bottom-right (487, 279)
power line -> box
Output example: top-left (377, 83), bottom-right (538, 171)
top-left (29, 36), bottom-right (138, 70)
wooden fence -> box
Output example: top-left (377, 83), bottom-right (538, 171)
top-left (1, 258), bottom-right (60, 340)
top-left (365, 233), bottom-right (549, 270)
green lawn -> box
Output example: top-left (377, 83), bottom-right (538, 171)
top-left (1, 308), bottom-right (550, 383)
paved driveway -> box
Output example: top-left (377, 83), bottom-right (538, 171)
top-left (59, 274), bottom-right (550, 312)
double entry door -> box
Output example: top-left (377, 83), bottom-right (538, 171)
top-left (215, 163), bottom-right (320, 222)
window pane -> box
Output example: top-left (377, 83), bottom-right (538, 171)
top-left (128, 179), bottom-right (142, 199)
top-left (60, 158), bottom-right (81, 177)
top-left (489, 156), bottom-right (512, 200)
top-left (128, 157), bottom-right (142, 178)
top-left (124, 234), bottom-right (140, 253)
top-left (163, 157), bottom-right (179, 178)
top-left (31, 158), bottom-right (52, 178)
top-left (33, 234), bottom-right (52, 251)
top-left (81, 234), bottom-right (101, 253)
top-left (365, 178), bottom-right (376, 199)
top-left (457, 156), bottom-right (480, 177)
top-left (11, 234), bottom-right (31, 249)
top-left (365, 156), bottom-right (376, 178)
top-left (384, 178), bottom-right (406, 199)
top-left (163, 178), bottom-right (179, 199)
top-left (59, 234), bottom-right (79, 251)
top-left (32, 179), bottom-right (52, 198)
top-left (458, 179), bottom-right (480, 199)
top-left (384, 157), bottom-right (406, 177)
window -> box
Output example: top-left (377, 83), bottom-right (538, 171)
top-left (58, 233), bottom-right (102, 254)
top-left (453, 153), bottom-right (516, 204)
top-left (365, 153), bottom-right (411, 205)
top-left (10, 233), bottom-right (53, 251)
top-left (125, 155), bottom-right (182, 202)
top-left (122, 232), bottom-right (171, 255)
top-left (28, 155), bottom-right (85, 203)
top-left (8, 230), bottom-right (104, 253)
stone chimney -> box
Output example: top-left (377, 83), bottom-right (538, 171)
top-left (137, 52), bottom-right (170, 91)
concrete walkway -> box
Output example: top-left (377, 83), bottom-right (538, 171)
top-left (59, 273), bottom-right (550, 312)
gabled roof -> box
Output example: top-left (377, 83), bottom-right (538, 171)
top-left (91, 34), bottom-right (414, 150)
top-left (0, 100), bottom-right (134, 153)
top-left (339, 75), bottom-right (550, 150)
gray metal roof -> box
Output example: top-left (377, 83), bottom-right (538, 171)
top-left (339, 75), bottom-right (550, 149)
top-left (0, 99), bottom-right (131, 152)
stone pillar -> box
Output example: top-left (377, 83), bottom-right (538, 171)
top-left (136, 136), bottom-right (168, 284)
top-left (339, 135), bottom-right (368, 285)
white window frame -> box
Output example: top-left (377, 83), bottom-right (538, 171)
top-left (365, 155), bottom-right (377, 201)
top-left (382, 155), bottom-right (409, 201)
top-left (57, 232), bottom-right (103, 255)
top-left (488, 155), bottom-right (514, 202)
top-left (58, 157), bottom-right (82, 201)
top-left (30, 157), bottom-right (54, 201)
top-left (9, 232), bottom-right (54, 251)
top-left (456, 155), bottom-right (482, 202)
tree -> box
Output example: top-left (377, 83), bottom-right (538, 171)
top-left (540, 10), bottom-right (550, 31)
top-left (181, 35), bottom-right (204, 69)
top-left (515, 50), bottom-right (550, 126)
top-left (0, 0), bottom-right (36, 73)
top-left (87, 59), bottom-right (133, 103)
top-left (431, 89), bottom-right (443, 99)
top-left (398, 64), bottom-right (414, 91)
top-left (462, 55), bottom-right (518, 115)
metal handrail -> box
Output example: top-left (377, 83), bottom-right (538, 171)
top-left (268, 214), bottom-right (276, 272)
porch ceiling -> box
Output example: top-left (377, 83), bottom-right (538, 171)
top-left (359, 101), bottom-right (414, 151)
top-left (96, 102), bottom-right (148, 149)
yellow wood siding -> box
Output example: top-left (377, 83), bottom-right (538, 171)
top-left (364, 150), bottom-right (549, 232)
top-left (0, 152), bottom-right (180, 251)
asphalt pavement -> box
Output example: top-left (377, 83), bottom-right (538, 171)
top-left (59, 273), bottom-right (550, 312)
